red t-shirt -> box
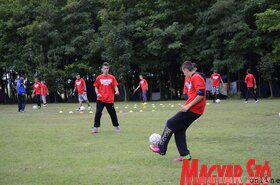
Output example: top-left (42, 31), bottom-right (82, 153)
top-left (139, 79), bottom-right (148, 91)
top-left (245, 74), bottom-right (255, 88)
top-left (41, 84), bottom-right (48, 95)
top-left (75, 78), bottom-right (86, 95)
top-left (183, 77), bottom-right (191, 95)
top-left (210, 73), bottom-right (221, 87)
top-left (94, 74), bottom-right (118, 103)
top-left (186, 73), bottom-right (206, 115)
top-left (33, 82), bottom-right (41, 95)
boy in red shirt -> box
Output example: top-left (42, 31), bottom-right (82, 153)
top-left (134, 75), bottom-right (148, 103)
top-left (32, 78), bottom-right (42, 109)
top-left (210, 70), bottom-right (224, 103)
top-left (244, 69), bottom-right (259, 103)
top-left (41, 81), bottom-right (48, 106)
top-left (72, 73), bottom-right (91, 111)
top-left (91, 62), bottom-right (120, 133)
top-left (150, 61), bottom-right (206, 161)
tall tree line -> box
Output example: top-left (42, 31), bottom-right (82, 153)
top-left (0, 0), bottom-right (279, 101)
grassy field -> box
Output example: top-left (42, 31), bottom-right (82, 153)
top-left (0, 99), bottom-right (280, 185)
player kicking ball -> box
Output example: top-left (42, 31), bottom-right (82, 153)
top-left (149, 61), bottom-right (206, 161)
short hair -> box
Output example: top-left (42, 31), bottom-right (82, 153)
top-left (192, 63), bottom-right (198, 69)
top-left (76, 73), bottom-right (80, 76)
top-left (214, 69), bottom-right (217, 73)
top-left (247, 68), bottom-right (251, 73)
top-left (102, 62), bottom-right (109, 67)
top-left (181, 61), bottom-right (194, 71)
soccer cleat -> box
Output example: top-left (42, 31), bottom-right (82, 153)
top-left (91, 127), bottom-right (98, 134)
top-left (114, 127), bottom-right (121, 133)
top-left (149, 145), bottom-right (160, 153)
top-left (244, 101), bottom-right (248, 104)
top-left (43, 104), bottom-right (47, 107)
top-left (175, 156), bottom-right (183, 161)
top-left (76, 108), bottom-right (80, 111)
top-left (88, 106), bottom-right (92, 111)
top-left (255, 100), bottom-right (259, 103)
top-left (182, 154), bottom-right (192, 161)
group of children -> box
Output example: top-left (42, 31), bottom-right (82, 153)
top-left (16, 61), bottom-right (259, 162)
top-left (16, 77), bottom-right (48, 112)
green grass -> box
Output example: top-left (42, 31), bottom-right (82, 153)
top-left (0, 99), bottom-right (280, 185)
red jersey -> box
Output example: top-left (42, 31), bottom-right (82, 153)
top-left (41, 84), bottom-right (48, 95)
top-left (139, 79), bottom-right (148, 91)
top-left (245, 74), bottom-right (255, 88)
top-left (183, 77), bottom-right (191, 95)
top-left (210, 73), bottom-right (221, 87)
top-left (33, 82), bottom-right (41, 95)
top-left (94, 74), bottom-right (118, 103)
top-left (74, 78), bottom-right (86, 95)
top-left (186, 73), bottom-right (206, 115)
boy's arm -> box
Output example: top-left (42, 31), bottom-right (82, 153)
top-left (134, 85), bottom-right (140, 93)
top-left (95, 86), bottom-right (101, 97)
top-left (115, 86), bottom-right (119, 95)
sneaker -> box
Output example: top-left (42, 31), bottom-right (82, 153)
top-left (91, 127), bottom-right (98, 134)
top-left (114, 127), bottom-right (121, 132)
top-left (255, 100), bottom-right (259, 103)
top-left (182, 154), bottom-right (192, 161)
top-left (88, 106), bottom-right (92, 111)
top-left (149, 145), bottom-right (160, 153)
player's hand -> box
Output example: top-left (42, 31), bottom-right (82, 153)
top-left (115, 91), bottom-right (119, 95)
top-left (181, 105), bottom-right (190, 112)
top-left (97, 93), bottom-right (102, 98)
top-left (72, 93), bottom-right (75, 96)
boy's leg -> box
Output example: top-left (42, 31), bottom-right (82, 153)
top-left (174, 111), bottom-right (200, 157)
top-left (36, 95), bottom-right (41, 107)
top-left (158, 111), bottom-right (200, 155)
top-left (105, 103), bottom-right (119, 127)
top-left (22, 95), bottom-right (26, 111)
top-left (245, 88), bottom-right (250, 101)
top-left (212, 87), bottom-right (216, 103)
top-left (142, 90), bottom-right (147, 102)
top-left (94, 101), bottom-right (105, 128)
top-left (18, 94), bottom-right (22, 112)
top-left (251, 89), bottom-right (258, 101)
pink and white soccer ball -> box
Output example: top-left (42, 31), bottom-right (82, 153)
top-left (149, 133), bottom-right (161, 145)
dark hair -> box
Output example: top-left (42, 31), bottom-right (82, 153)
top-left (192, 63), bottom-right (198, 69)
top-left (214, 69), bottom-right (217, 73)
top-left (102, 62), bottom-right (109, 67)
top-left (181, 61), bottom-right (194, 71)
top-left (247, 69), bottom-right (251, 73)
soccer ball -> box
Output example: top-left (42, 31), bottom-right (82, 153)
top-left (33, 105), bottom-right (38, 110)
top-left (149, 133), bottom-right (161, 145)
top-left (80, 106), bottom-right (85, 111)
top-left (215, 99), bottom-right (221, 103)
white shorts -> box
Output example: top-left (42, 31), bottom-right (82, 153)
top-left (212, 86), bottom-right (220, 93)
top-left (42, 95), bottom-right (47, 101)
top-left (78, 92), bottom-right (88, 102)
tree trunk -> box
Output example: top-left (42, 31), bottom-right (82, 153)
top-left (169, 71), bottom-right (173, 100)
top-left (54, 91), bottom-right (57, 103)
top-left (268, 80), bottom-right (274, 98)
top-left (122, 84), bottom-right (127, 102)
